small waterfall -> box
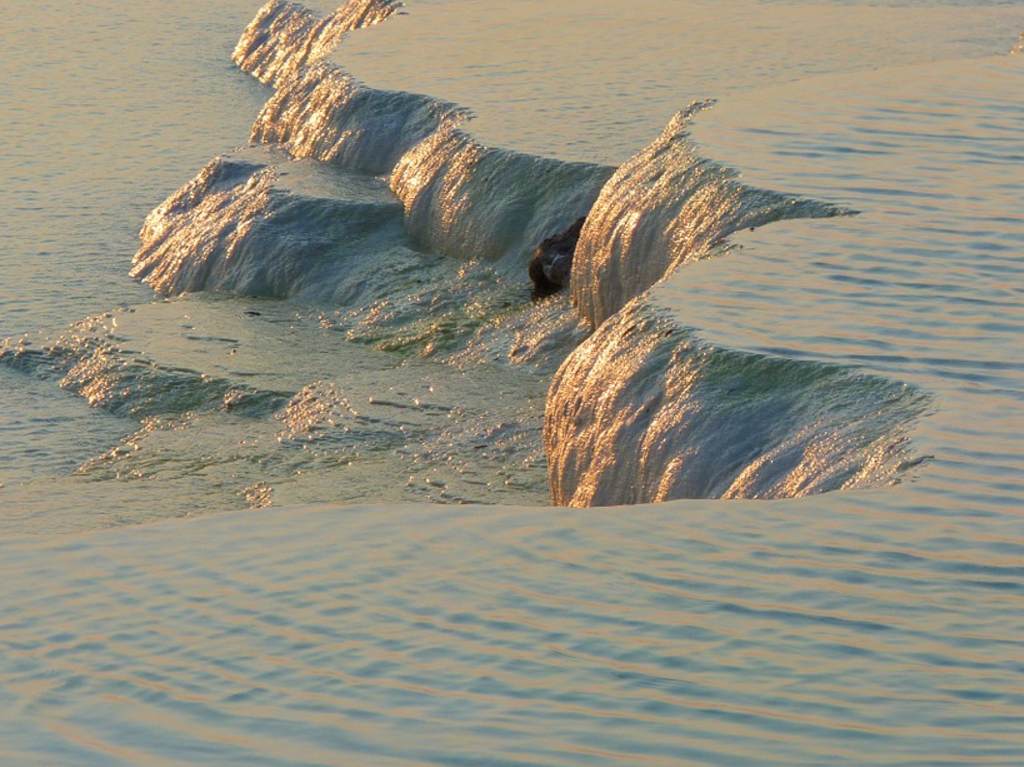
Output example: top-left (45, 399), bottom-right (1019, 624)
top-left (130, 150), bottom-right (416, 303)
top-left (389, 126), bottom-right (613, 269)
top-left (545, 297), bottom-right (930, 507)
top-left (233, 0), bottom-right (399, 87)
top-left (251, 61), bottom-right (468, 176)
top-left (571, 105), bottom-right (842, 328)
top-left (128, 0), bottom-right (936, 510)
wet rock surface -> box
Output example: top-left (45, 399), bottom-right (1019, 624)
top-left (528, 216), bottom-right (586, 298)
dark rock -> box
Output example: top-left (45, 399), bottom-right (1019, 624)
top-left (529, 217), bottom-right (586, 299)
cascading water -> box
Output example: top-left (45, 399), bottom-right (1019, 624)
top-left (120, 0), bottom-right (935, 508)
top-left (130, 148), bottom-right (418, 303)
top-left (2, 2), bottom-right (1023, 764)
top-left (388, 126), bottom-right (612, 269)
top-left (545, 298), bottom-right (930, 507)
top-left (251, 61), bottom-right (468, 175)
top-left (570, 104), bottom-right (843, 328)
top-left (232, 0), bottom-right (398, 86)
top-left (6, 0), bottom-right (1016, 516)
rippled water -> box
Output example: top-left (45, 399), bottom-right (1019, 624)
top-left (0, 0), bottom-right (269, 499)
top-left (3, 0), bottom-right (1021, 521)
top-left (3, 500), bottom-right (1023, 765)
top-left (676, 55), bottom-right (1024, 516)
top-left (0, 0), bottom-right (267, 334)
top-left (1, 0), bottom-right (1022, 763)
top-left (0, 296), bottom-right (549, 532)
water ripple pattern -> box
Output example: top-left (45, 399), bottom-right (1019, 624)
top-left (1, 501), bottom-right (1022, 765)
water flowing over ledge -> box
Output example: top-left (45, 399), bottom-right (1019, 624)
top-left (571, 105), bottom-right (842, 329)
top-left (240, 1), bottom-right (615, 271)
top-left (548, 51), bottom-right (1023, 508)
top-left (546, 297), bottom-right (929, 507)
top-left (118, 0), bottom-right (947, 508)
top-left (232, 0), bottom-right (399, 86)
top-left (8, 0), bottom-right (1010, 512)
top-left (251, 60), bottom-right (468, 175)
top-left (130, 148), bottom-right (415, 301)
top-left (389, 127), bottom-right (611, 268)
top-left (1, 2), bottom-right (1023, 763)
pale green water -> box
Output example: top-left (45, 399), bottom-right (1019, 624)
top-left (0, 0), bottom-right (269, 494)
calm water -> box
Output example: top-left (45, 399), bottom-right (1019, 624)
top-left (337, 0), bottom-right (1024, 163)
top-left (0, 0), bottom-right (1022, 763)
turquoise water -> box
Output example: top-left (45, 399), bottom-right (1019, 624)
top-left (0, 0), bottom-right (1022, 763)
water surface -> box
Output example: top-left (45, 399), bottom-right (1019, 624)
top-left (0, 1), bottom-right (1021, 764)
